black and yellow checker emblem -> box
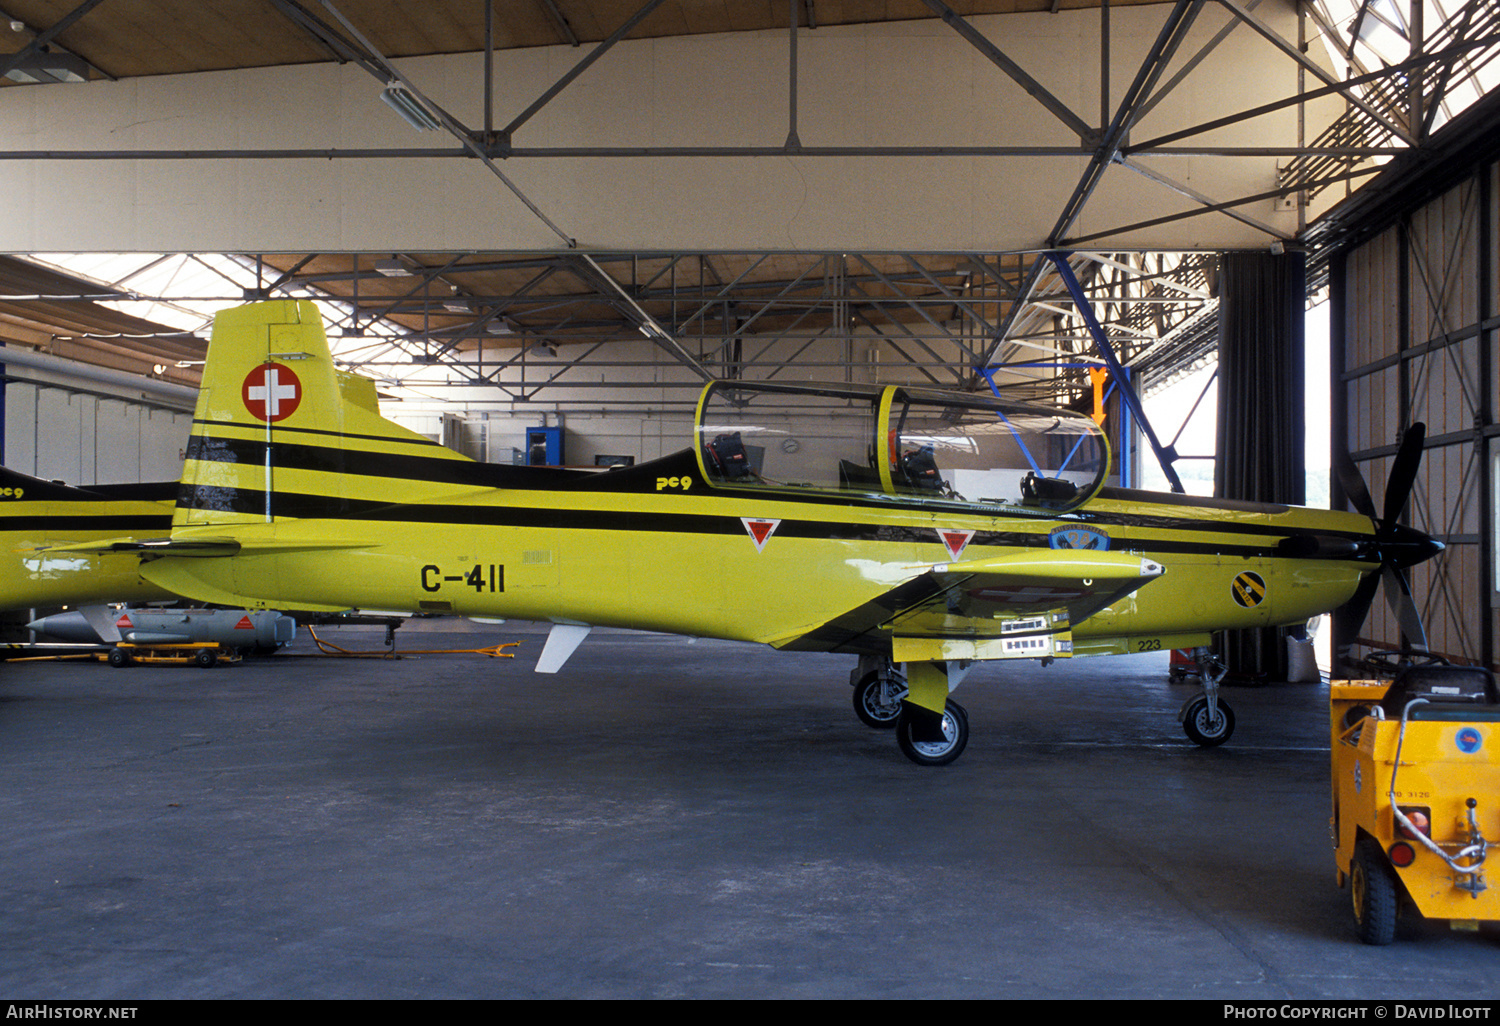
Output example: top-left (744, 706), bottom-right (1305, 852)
top-left (1231, 571), bottom-right (1267, 608)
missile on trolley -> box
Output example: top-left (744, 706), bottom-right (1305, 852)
top-left (28, 607), bottom-right (295, 653)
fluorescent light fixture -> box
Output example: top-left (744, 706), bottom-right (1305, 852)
top-left (379, 84), bottom-right (441, 132)
top-left (372, 258), bottom-right (412, 277)
top-left (4, 52), bottom-right (88, 84)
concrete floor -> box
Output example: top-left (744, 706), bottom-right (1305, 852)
top-left (2, 618), bottom-right (1498, 1000)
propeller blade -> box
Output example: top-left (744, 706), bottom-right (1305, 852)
top-left (1381, 563), bottom-right (1429, 652)
top-left (1333, 421), bottom-right (1442, 667)
top-left (1334, 570), bottom-right (1380, 645)
top-left (1382, 422), bottom-right (1426, 526)
top-left (1335, 446), bottom-right (1376, 520)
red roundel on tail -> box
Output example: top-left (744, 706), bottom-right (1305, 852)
top-left (243, 363), bottom-right (303, 423)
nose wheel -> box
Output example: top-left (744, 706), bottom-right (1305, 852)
top-left (1179, 646), bottom-right (1234, 747)
top-left (1181, 694), bottom-right (1235, 746)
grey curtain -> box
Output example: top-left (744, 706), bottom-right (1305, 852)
top-left (1214, 251), bottom-right (1307, 678)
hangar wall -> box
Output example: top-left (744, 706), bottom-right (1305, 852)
top-left (3, 380), bottom-right (191, 485)
top-left (0, 7), bottom-right (1330, 253)
top-left (1332, 160), bottom-right (1498, 670)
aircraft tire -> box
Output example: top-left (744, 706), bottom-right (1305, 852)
top-left (195, 648), bottom-right (218, 669)
top-left (1182, 696), bottom-right (1234, 747)
top-left (1351, 839), bottom-right (1399, 945)
top-left (896, 699), bottom-right (968, 767)
top-left (852, 671), bottom-right (903, 729)
top-left (107, 647), bottom-right (131, 668)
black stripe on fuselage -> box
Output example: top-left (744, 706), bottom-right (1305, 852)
top-left (191, 418), bottom-right (447, 449)
top-left (185, 430), bottom-right (1373, 547)
top-left (184, 432), bottom-right (687, 493)
top-left (172, 482), bottom-right (1372, 563)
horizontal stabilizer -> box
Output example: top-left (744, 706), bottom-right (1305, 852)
top-left (42, 537), bottom-right (371, 558)
top-left (41, 537), bottom-right (241, 557)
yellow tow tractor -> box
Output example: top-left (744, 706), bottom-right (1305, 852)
top-left (1331, 660), bottom-right (1500, 944)
top-left (103, 642), bottom-right (240, 669)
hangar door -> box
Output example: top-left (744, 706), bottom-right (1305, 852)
top-left (1330, 160), bottom-right (1498, 673)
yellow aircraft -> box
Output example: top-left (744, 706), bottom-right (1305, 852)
top-left (0, 466), bottom-right (177, 611)
top-left (70, 300), bottom-right (1438, 766)
top-left (0, 363), bottom-right (400, 621)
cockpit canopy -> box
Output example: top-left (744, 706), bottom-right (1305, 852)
top-left (695, 380), bottom-right (1109, 514)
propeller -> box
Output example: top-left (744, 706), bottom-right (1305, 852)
top-left (1333, 422), bottom-right (1445, 656)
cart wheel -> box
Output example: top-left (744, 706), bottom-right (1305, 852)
top-left (896, 700), bottom-right (968, 767)
top-left (107, 647), bottom-right (130, 668)
top-left (852, 671), bottom-right (903, 729)
top-left (195, 648), bottom-right (217, 669)
top-left (1183, 696), bottom-right (1234, 747)
top-left (1352, 839), bottom-right (1399, 945)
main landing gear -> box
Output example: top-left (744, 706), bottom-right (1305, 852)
top-left (896, 699), bottom-right (969, 767)
top-left (1178, 647), bottom-right (1234, 747)
top-left (850, 646), bottom-right (1236, 764)
top-left (850, 656), bottom-right (970, 766)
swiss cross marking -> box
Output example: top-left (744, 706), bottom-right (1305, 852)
top-left (243, 363), bottom-right (303, 423)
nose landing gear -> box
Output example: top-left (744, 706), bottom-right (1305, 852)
top-left (1178, 647), bottom-right (1234, 747)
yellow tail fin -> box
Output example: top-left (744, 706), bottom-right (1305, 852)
top-left (176, 300), bottom-right (471, 528)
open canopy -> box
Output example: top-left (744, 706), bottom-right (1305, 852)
top-left (694, 381), bottom-right (1110, 515)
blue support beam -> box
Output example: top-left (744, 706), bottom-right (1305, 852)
top-left (1041, 251), bottom-right (1186, 493)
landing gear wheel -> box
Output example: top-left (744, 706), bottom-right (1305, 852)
top-left (107, 647), bottom-right (130, 668)
top-left (1351, 839), bottom-right (1399, 945)
top-left (852, 671), bottom-right (904, 729)
top-left (194, 648), bottom-right (218, 669)
top-left (896, 700), bottom-right (969, 767)
top-left (1182, 696), bottom-right (1234, 747)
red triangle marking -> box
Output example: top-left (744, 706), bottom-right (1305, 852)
top-left (115, 614), bottom-right (133, 628)
top-left (742, 518), bottom-right (780, 553)
top-left (234, 616), bottom-right (254, 630)
top-left (938, 529), bottom-right (974, 560)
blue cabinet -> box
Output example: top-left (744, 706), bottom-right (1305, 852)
top-left (525, 426), bottom-right (563, 466)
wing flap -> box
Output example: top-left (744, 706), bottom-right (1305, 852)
top-left (775, 549), bottom-right (1164, 657)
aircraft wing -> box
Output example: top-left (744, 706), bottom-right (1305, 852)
top-left (775, 549), bottom-right (1164, 662)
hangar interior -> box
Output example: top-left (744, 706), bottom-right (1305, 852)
top-left (0, 0), bottom-right (1497, 673)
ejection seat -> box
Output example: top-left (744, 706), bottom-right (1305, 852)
top-left (897, 445), bottom-right (944, 493)
top-left (1020, 471), bottom-right (1079, 509)
top-left (704, 431), bottom-right (755, 480)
